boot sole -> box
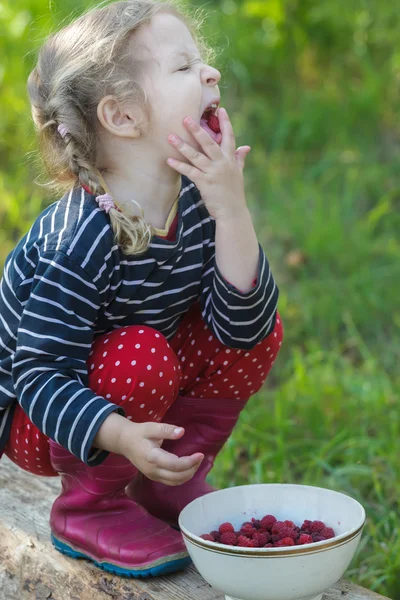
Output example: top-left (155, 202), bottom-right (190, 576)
top-left (51, 533), bottom-right (191, 577)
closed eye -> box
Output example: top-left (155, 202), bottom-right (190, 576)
top-left (178, 58), bottom-right (202, 72)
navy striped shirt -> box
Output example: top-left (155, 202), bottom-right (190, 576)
top-left (0, 176), bottom-right (279, 465)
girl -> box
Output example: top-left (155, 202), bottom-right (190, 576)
top-left (0, 0), bottom-right (283, 579)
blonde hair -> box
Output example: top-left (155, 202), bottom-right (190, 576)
top-left (27, 0), bottom-right (215, 255)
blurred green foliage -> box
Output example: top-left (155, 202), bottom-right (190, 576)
top-left (1, 0), bottom-right (399, 596)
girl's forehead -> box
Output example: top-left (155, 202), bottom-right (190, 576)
top-left (138, 13), bottom-right (197, 61)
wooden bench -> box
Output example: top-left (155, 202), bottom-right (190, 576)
top-left (0, 456), bottom-right (390, 600)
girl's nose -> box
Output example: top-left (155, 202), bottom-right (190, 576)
top-left (202, 64), bottom-right (221, 86)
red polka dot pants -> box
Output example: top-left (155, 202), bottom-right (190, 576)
top-left (4, 302), bottom-right (283, 476)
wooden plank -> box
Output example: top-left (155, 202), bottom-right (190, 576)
top-left (0, 456), bottom-right (390, 600)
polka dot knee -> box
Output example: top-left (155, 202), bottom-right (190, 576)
top-left (88, 325), bottom-right (182, 422)
top-left (170, 305), bottom-right (284, 401)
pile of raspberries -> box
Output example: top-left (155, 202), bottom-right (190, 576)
top-left (200, 515), bottom-right (335, 548)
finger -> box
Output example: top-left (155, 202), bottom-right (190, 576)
top-left (167, 157), bottom-right (203, 181)
top-left (219, 108), bottom-right (236, 155)
top-left (235, 146), bottom-right (251, 170)
top-left (155, 463), bottom-right (202, 486)
top-left (168, 134), bottom-right (210, 171)
top-left (143, 421), bottom-right (186, 441)
top-left (183, 117), bottom-right (222, 161)
top-left (150, 446), bottom-right (204, 472)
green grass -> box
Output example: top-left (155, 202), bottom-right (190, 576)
top-left (1, 0), bottom-right (400, 596)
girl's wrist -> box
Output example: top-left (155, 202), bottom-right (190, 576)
top-left (93, 412), bottom-right (136, 456)
top-left (214, 205), bottom-right (250, 226)
top-left (117, 418), bottom-right (139, 457)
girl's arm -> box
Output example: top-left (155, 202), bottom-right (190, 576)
top-left (12, 249), bottom-right (122, 466)
top-left (215, 207), bottom-right (259, 293)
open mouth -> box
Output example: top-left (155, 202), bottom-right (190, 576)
top-left (200, 102), bottom-right (222, 144)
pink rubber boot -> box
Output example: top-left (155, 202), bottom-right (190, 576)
top-left (49, 440), bottom-right (191, 577)
top-left (127, 395), bottom-right (247, 527)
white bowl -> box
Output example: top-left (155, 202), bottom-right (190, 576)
top-left (179, 484), bottom-right (365, 600)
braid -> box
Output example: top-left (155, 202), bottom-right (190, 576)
top-left (63, 139), bottom-right (102, 195)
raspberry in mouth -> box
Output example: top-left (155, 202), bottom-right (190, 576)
top-left (200, 103), bottom-right (222, 143)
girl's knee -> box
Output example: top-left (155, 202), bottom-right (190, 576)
top-left (87, 325), bottom-right (182, 406)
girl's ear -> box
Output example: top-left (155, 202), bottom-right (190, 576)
top-left (97, 95), bottom-right (142, 138)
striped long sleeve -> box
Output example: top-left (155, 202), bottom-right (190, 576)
top-left (199, 237), bottom-right (278, 350)
top-left (12, 249), bottom-right (123, 465)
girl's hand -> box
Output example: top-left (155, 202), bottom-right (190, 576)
top-left (167, 108), bottom-right (251, 222)
top-left (119, 420), bottom-right (204, 486)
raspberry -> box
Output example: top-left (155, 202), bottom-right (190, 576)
top-left (264, 543), bottom-right (273, 547)
top-left (321, 527), bottom-right (335, 539)
top-left (309, 520), bottom-right (325, 533)
top-left (258, 527), bottom-right (268, 534)
top-left (200, 534), bottom-right (214, 541)
top-left (275, 537), bottom-right (295, 547)
top-left (220, 532), bottom-right (237, 546)
top-left (219, 522), bottom-right (235, 534)
top-left (283, 537), bottom-right (296, 546)
top-left (284, 520), bottom-right (295, 528)
top-left (237, 535), bottom-right (256, 547)
top-left (210, 530), bottom-right (221, 542)
top-left (301, 520), bottom-right (312, 533)
top-left (240, 524), bottom-right (257, 537)
top-left (207, 114), bottom-right (221, 133)
top-left (271, 521), bottom-right (286, 534)
top-left (252, 532), bottom-right (269, 546)
top-left (261, 515), bottom-right (277, 530)
top-left (278, 527), bottom-right (297, 541)
top-left (251, 518), bottom-right (262, 529)
top-left (271, 523), bottom-right (296, 540)
top-left (297, 534), bottom-right (313, 545)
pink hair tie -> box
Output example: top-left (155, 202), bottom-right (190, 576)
top-left (57, 123), bottom-right (69, 138)
top-left (96, 193), bottom-right (116, 214)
